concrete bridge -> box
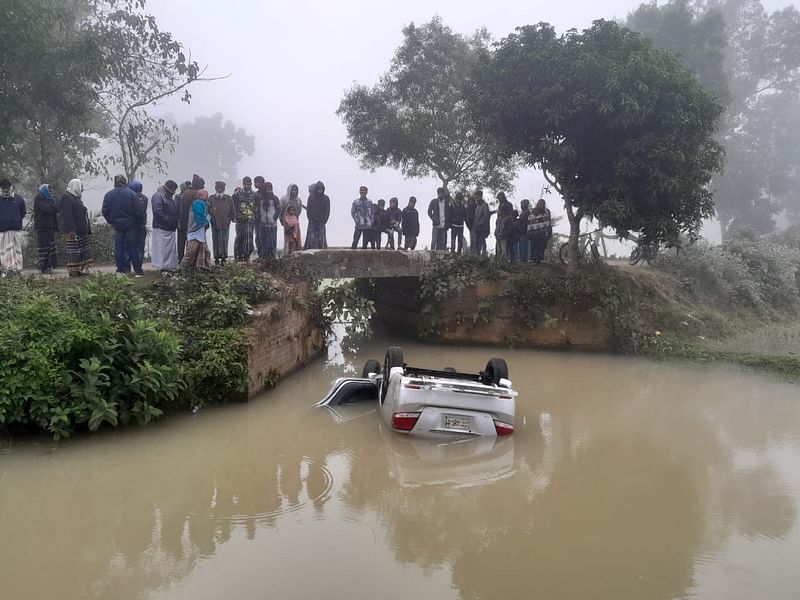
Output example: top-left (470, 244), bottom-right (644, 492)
top-left (283, 248), bottom-right (438, 279)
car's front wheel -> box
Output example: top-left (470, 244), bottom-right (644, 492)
top-left (484, 358), bottom-right (509, 385)
top-left (362, 359), bottom-right (381, 378)
top-left (381, 347), bottom-right (404, 401)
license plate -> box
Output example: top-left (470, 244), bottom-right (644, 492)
top-left (444, 414), bottom-right (471, 431)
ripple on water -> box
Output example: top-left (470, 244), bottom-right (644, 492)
top-left (208, 458), bottom-right (334, 525)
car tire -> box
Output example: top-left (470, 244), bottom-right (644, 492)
top-left (484, 358), bottom-right (509, 385)
top-left (362, 359), bottom-right (381, 378)
top-left (381, 347), bottom-right (404, 401)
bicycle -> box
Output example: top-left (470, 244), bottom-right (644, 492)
top-left (558, 230), bottom-right (601, 266)
top-left (628, 240), bottom-right (659, 266)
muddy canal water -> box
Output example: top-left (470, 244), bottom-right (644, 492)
top-left (2, 339), bottom-right (800, 599)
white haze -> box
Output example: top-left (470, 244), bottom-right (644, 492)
top-left (82, 0), bottom-right (792, 251)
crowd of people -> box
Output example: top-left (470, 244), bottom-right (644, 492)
top-left (350, 186), bottom-right (552, 261)
top-left (1, 174), bottom-right (553, 276)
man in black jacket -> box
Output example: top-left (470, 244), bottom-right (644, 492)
top-left (102, 174), bottom-right (145, 275)
top-left (401, 197), bottom-right (419, 250)
top-left (305, 181), bottom-right (330, 249)
top-left (427, 187), bottom-right (450, 251)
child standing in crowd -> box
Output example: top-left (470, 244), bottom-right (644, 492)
top-left (180, 189), bottom-right (211, 270)
top-left (283, 204), bottom-right (302, 253)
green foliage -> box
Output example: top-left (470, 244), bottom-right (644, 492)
top-left (470, 20), bottom-right (724, 248)
top-left (337, 17), bottom-right (518, 190)
top-left (322, 281), bottom-right (377, 343)
top-left (0, 267), bottom-right (285, 439)
top-left (0, 276), bottom-right (183, 440)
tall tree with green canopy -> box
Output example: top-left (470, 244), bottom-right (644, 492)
top-left (0, 0), bottom-right (107, 193)
top-left (337, 17), bottom-right (518, 192)
top-left (470, 20), bottom-right (724, 265)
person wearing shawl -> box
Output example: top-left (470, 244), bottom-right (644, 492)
top-left (527, 198), bottom-right (552, 263)
top-left (256, 181), bottom-right (281, 259)
top-left (280, 183), bottom-right (304, 223)
top-left (102, 174), bottom-right (145, 275)
top-left (304, 181), bottom-right (330, 250)
top-left (60, 178), bottom-right (93, 276)
top-left (151, 180), bottom-right (180, 272)
top-left (179, 189), bottom-right (212, 270)
top-left (233, 176), bottom-right (257, 262)
top-left (209, 181), bottom-right (234, 265)
top-left (33, 183), bottom-right (59, 273)
top-left (0, 178), bottom-right (26, 274)
top-left (283, 204), bottom-right (302, 253)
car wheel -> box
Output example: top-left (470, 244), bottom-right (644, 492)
top-left (484, 358), bottom-right (509, 385)
top-left (443, 367), bottom-right (456, 373)
top-left (381, 347), bottom-right (404, 401)
top-left (362, 359), bottom-right (381, 378)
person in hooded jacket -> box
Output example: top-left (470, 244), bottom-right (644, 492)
top-left (33, 183), bottom-right (59, 273)
top-left (0, 178), bottom-right (26, 273)
top-left (385, 197), bottom-right (403, 249)
top-left (128, 180), bottom-right (148, 271)
top-left (60, 178), bottom-right (93, 277)
top-left (102, 174), bottom-right (144, 275)
top-left (256, 181), bottom-right (281, 259)
top-left (305, 181), bottom-right (330, 249)
top-left (280, 183), bottom-right (304, 223)
top-left (151, 180), bottom-right (180, 272)
top-left (401, 197), bottom-right (419, 250)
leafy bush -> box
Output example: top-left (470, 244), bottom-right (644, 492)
top-left (0, 267), bottom-right (288, 439)
top-left (0, 277), bottom-right (183, 440)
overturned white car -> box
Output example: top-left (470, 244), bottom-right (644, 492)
top-left (317, 347), bottom-right (517, 439)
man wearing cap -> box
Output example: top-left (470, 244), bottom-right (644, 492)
top-left (233, 176), bottom-right (257, 262)
top-left (102, 174), bottom-right (145, 275)
top-left (0, 178), bottom-right (27, 274)
top-left (209, 181), bottom-right (234, 265)
top-left (350, 186), bottom-right (374, 249)
top-left (177, 174), bottom-right (204, 262)
top-left (151, 180), bottom-right (180, 272)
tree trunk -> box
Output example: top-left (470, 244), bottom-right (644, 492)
top-left (564, 199), bottom-right (581, 272)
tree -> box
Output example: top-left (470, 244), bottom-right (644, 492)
top-left (0, 0), bottom-right (106, 193)
top-left (337, 17), bottom-right (518, 192)
top-left (167, 113), bottom-right (256, 183)
top-left (628, 1), bottom-right (800, 234)
top-left (87, 0), bottom-right (225, 181)
top-left (470, 20), bottom-right (724, 265)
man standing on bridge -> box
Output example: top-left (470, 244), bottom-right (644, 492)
top-left (233, 176), bottom-right (257, 262)
top-left (401, 197), bottom-right (419, 250)
top-left (350, 186), bottom-right (374, 249)
top-left (427, 187), bottom-right (450, 251)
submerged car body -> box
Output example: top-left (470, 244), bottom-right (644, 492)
top-left (316, 347), bottom-right (517, 439)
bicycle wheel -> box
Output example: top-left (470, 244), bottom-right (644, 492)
top-left (629, 246), bottom-right (642, 266)
top-left (558, 243), bottom-right (570, 265)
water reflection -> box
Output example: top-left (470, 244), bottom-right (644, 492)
top-left (1, 341), bottom-right (799, 600)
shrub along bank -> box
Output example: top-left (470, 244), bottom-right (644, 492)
top-left (0, 267), bottom-right (288, 440)
top-left (417, 228), bottom-right (800, 380)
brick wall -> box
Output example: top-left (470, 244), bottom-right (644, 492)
top-left (244, 283), bottom-right (325, 398)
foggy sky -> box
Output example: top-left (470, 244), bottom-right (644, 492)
top-left (114, 0), bottom-right (793, 249)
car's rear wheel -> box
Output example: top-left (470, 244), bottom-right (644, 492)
top-left (362, 359), bottom-right (381, 378)
top-left (381, 347), bottom-right (404, 401)
top-left (484, 358), bottom-right (509, 385)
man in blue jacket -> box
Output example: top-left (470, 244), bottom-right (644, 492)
top-left (150, 180), bottom-right (179, 272)
top-left (102, 174), bottom-right (145, 275)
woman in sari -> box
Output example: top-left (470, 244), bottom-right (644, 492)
top-left (60, 179), bottom-right (93, 277)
